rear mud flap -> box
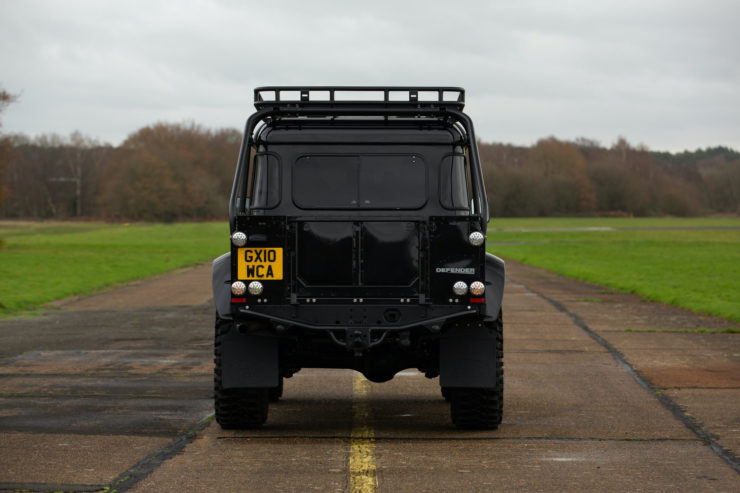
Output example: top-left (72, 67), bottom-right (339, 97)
top-left (439, 324), bottom-right (497, 388)
top-left (221, 330), bottom-right (278, 389)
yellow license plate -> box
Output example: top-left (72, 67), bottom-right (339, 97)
top-left (237, 247), bottom-right (283, 280)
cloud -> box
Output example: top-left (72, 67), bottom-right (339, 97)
top-left (1, 0), bottom-right (738, 151)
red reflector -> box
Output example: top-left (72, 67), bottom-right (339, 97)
top-left (231, 297), bottom-right (246, 303)
top-left (470, 298), bottom-right (485, 304)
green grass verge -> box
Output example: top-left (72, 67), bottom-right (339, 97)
top-left (0, 221), bottom-right (229, 316)
top-left (624, 328), bottom-right (740, 334)
top-left (489, 216), bottom-right (740, 230)
top-left (487, 217), bottom-right (740, 323)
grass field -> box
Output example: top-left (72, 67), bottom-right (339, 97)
top-left (2, 218), bottom-right (739, 323)
top-left (487, 217), bottom-right (740, 323)
top-left (0, 221), bottom-right (228, 316)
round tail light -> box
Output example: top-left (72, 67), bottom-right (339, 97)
top-left (468, 231), bottom-right (485, 246)
top-left (231, 231), bottom-right (247, 247)
top-left (248, 281), bottom-right (264, 295)
top-left (452, 281), bottom-right (468, 296)
top-left (231, 281), bottom-right (247, 296)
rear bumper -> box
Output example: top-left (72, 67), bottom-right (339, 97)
top-left (235, 303), bottom-right (488, 356)
top-left (234, 303), bottom-right (484, 332)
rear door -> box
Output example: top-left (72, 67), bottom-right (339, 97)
top-left (293, 219), bottom-right (422, 299)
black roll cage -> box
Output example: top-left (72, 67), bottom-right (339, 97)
top-left (230, 86), bottom-right (489, 229)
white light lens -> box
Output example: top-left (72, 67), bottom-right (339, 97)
top-left (248, 281), bottom-right (264, 296)
top-left (470, 281), bottom-right (485, 296)
top-left (231, 281), bottom-right (247, 296)
top-left (452, 281), bottom-right (468, 296)
top-left (231, 231), bottom-right (247, 247)
top-left (469, 231), bottom-right (485, 246)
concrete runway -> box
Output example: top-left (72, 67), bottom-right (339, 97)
top-left (0, 261), bottom-right (738, 492)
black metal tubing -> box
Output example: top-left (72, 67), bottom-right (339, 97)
top-left (229, 103), bottom-right (490, 229)
top-left (229, 108), bottom-right (273, 227)
top-left (448, 109), bottom-right (489, 227)
top-left (254, 86), bottom-right (465, 110)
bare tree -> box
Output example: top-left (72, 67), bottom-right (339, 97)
top-left (0, 88), bottom-right (18, 207)
top-left (527, 138), bottom-right (595, 214)
top-left (99, 122), bottom-right (239, 221)
top-left (1, 132), bottom-right (111, 218)
top-left (61, 131), bottom-right (110, 216)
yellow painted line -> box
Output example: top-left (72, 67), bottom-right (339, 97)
top-left (350, 374), bottom-right (378, 492)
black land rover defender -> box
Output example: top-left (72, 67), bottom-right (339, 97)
top-left (212, 87), bottom-right (505, 430)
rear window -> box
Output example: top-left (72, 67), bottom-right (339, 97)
top-left (250, 153), bottom-right (281, 209)
top-left (439, 153), bottom-right (471, 211)
top-left (293, 154), bottom-right (427, 209)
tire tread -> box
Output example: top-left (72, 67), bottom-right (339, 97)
top-left (214, 315), bottom-right (269, 429)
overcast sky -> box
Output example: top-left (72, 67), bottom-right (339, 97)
top-left (1, 0), bottom-right (738, 152)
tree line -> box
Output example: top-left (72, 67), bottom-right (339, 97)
top-left (482, 137), bottom-right (739, 217)
top-left (0, 99), bottom-right (738, 220)
top-left (0, 123), bottom-right (241, 221)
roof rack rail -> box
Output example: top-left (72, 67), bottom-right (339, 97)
top-left (254, 86), bottom-right (465, 111)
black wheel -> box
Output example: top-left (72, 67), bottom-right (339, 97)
top-left (214, 315), bottom-right (269, 429)
top-left (441, 386), bottom-right (453, 402)
top-left (268, 376), bottom-right (284, 402)
top-left (449, 310), bottom-right (503, 430)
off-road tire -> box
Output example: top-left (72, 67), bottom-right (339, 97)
top-left (268, 376), bottom-right (284, 402)
top-left (214, 315), bottom-right (269, 429)
top-left (449, 310), bottom-right (504, 430)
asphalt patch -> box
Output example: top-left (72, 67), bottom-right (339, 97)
top-left (0, 350), bottom-right (212, 437)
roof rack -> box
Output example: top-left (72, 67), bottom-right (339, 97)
top-left (254, 86), bottom-right (465, 111)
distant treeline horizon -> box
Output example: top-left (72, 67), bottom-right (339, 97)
top-left (0, 122), bottom-right (739, 221)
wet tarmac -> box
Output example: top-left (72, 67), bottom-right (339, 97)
top-left (0, 262), bottom-right (738, 492)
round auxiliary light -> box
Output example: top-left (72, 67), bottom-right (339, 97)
top-left (452, 281), bottom-right (468, 296)
top-left (231, 281), bottom-right (247, 296)
top-left (231, 231), bottom-right (247, 247)
top-left (469, 231), bottom-right (485, 246)
top-left (248, 281), bottom-right (264, 296)
top-left (470, 281), bottom-right (485, 296)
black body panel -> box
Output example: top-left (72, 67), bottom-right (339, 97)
top-left (297, 221), bottom-right (354, 286)
top-left (296, 220), bottom-right (420, 288)
top-left (429, 217), bottom-right (486, 304)
top-left (361, 221), bottom-right (419, 287)
top-left (231, 214), bottom-right (486, 327)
